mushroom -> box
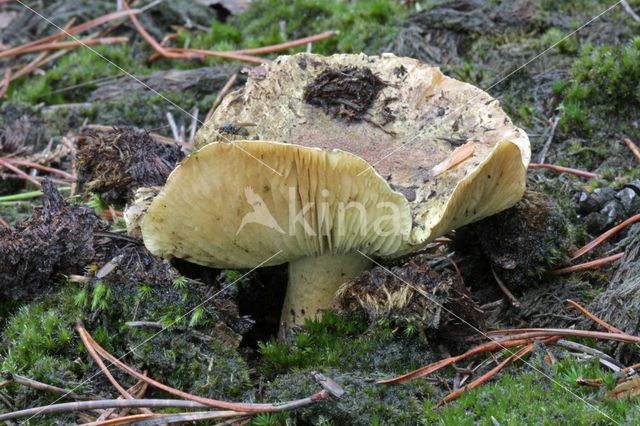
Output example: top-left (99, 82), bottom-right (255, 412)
top-left (130, 53), bottom-right (530, 328)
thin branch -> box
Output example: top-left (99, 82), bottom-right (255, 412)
top-left (0, 159), bottom-right (42, 187)
top-left (226, 31), bottom-right (339, 55)
top-left (537, 116), bottom-right (559, 164)
top-left (621, 0), bottom-right (640, 22)
top-left (206, 74), bottom-right (237, 121)
top-left (0, 399), bottom-right (211, 422)
top-left (0, 215), bottom-right (9, 229)
top-left (528, 163), bottom-right (598, 178)
top-left (0, 157), bottom-right (76, 180)
top-left (75, 319), bottom-right (330, 413)
top-left (623, 137), bottom-right (640, 162)
top-left (76, 325), bottom-right (154, 415)
top-left (491, 266), bottom-right (522, 309)
top-left (0, 9), bottom-right (140, 59)
top-left (552, 252), bottom-right (625, 274)
top-left (566, 299), bottom-right (623, 334)
top-left (0, 37), bottom-right (128, 57)
top-left (572, 212), bottom-right (640, 260)
top-left (482, 328), bottom-right (640, 343)
top-left (3, 372), bottom-right (95, 401)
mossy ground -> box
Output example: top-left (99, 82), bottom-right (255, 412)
top-left (2, 0), bottom-right (640, 424)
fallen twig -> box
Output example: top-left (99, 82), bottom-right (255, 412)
top-left (0, 399), bottom-right (212, 422)
top-left (120, 0), bottom-right (195, 61)
top-left (621, 0), bottom-right (640, 22)
top-left (76, 318), bottom-right (331, 413)
top-left (566, 299), bottom-right (623, 334)
top-left (206, 74), bottom-right (237, 121)
top-left (0, 37), bottom-right (128, 57)
top-left (623, 137), bottom-right (640, 162)
top-left (433, 337), bottom-right (560, 409)
top-left (0, 157), bottom-right (76, 181)
top-left (491, 265), bottom-right (522, 309)
top-left (571, 213), bottom-right (640, 260)
top-left (0, 9), bottom-right (140, 59)
top-left (0, 159), bottom-right (42, 187)
top-left (528, 163), bottom-right (598, 178)
top-left (537, 116), bottom-right (559, 164)
top-left (556, 340), bottom-right (624, 371)
top-left (149, 47), bottom-right (268, 64)
top-left (0, 67), bottom-right (10, 98)
top-left (1, 372), bottom-right (95, 401)
top-left (0, 215), bottom-right (9, 228)
top-left (551, 252), bottom-right (625, 274)
top-left (226, 31), bottom-right (339, 56)
top-left (76, 325), bottom-right (154, 415)
top-left (482, 328), bottom-right (640, 343)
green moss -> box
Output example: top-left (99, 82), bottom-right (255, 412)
top-left (8, 44), bottom-right (150, 104)
top-left (558, 37), bottom-right (640, 134)
top-left (422, 357), bottom-right (640, 425)
top-left (179, 0), bottom-right (408, 67)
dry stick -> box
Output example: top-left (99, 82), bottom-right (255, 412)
top-left (556, 339), bottom-right (624, 371)
top-left (0, 9), bottom-right (140, 59)
top-left (206, 74), bottom-right (237, 121)
top-left (491, 265), bottom-right (522, 309)
top-left (528, 163), bottom-right (598, 178)
top-left (623, 137), bottom-right (640, 162)
top-left (377, 337), bottom-right (540, 384)
top-left (621, 0), bottom-right (640, 22)
top-left (1, 158), bottom-right (77, 180)
top-left (571, 213), bottom-right (640, 260)
top-left (95, 376), bottom-right (148, 422)
top-left (622, 362), bottom-right (640, 374)
top-left (120, 0), bottom-right (193, 60)
top-left (482, 328), bottom-right (640, 343)
top-left (434, 337), bottom-right (561, 409)
top-left (0, 51), bottom-right (48, 94)
top-left (227, 31), bottom-right (339, 55)
top-left (5, 372), bottom-right (96, 401)
top-left (566, 299), bottom-right (624, 334)
top-left (1, 173), bottom-right (69, 186)
top-left (0, 67), bottom-right (10, 98)
top-left (552, 252), bottom-right (625, 274)
top-left (3, 37), bottom-right (128, 56)
top-left (0, 159), bottom-right (42, 187)
top-left (85, 410), bottom-right (253, 426)
top-left (0, 215), bottom-right (9, 229)
top-left (76, 319), bottom-right (330, 413)
top-left (0, 380), bottom-right (12, 388)
top-left (0, 399), bottom-right (214, 422)
top-left (537, 116), bottom-right (559, 164)
top-left (113, 376), bottom-right (149, 420)
top-left (150, 30), bottom-right (340, 64)
top-left (149, 47), bottom-right (269, 64)
top-left (76, 326), bottom-right (154, 415)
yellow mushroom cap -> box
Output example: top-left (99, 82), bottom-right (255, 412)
top-left (175, 52), bottom-right (530, 262)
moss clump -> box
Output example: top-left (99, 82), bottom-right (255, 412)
top-left (259, 311), bottom-right (435, 380)
top-left (258, 311), bottom-right (437, 424)
top-left (558, 37), bottom-right (640, 134)
top-left (178, 0), bottom-right (408, 65)
top-left (454, 190), bottom-right (572, 290)
top-left (422, 357), bottom-right (640, 425)
top-left (7, 44), bottom-right (150, 104)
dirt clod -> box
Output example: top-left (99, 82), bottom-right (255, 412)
top-left (303, 66), bottom-right (387, 122)
top-left (75, 127), bottom-right (184, 205)
top-left (0, 180), bottom-right (105, 300)
top-left (335, 254), bottom-right (482, 337)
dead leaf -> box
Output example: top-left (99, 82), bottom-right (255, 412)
top-left (432, 141), bottom-right (475, 176)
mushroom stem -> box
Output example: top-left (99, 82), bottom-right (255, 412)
top-left (282, 253), bottom-right (372, 327)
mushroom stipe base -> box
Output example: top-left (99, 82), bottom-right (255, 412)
top-left (282, 253), bottom-right (372, 327)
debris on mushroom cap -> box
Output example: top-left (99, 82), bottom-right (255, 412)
top-left (195, 52), bottom-right (531, 252)
top-left (140, 141), bottom-right (412, 268)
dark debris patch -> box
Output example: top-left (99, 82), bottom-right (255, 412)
top-left (0, 180), bottom-right (106, 300)
top-left (75, 127), bottom-right (184, 205)
top-left (303, 66), bottom-right (387, 122)
top-left (335, 254), bottom-right (482, 337)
